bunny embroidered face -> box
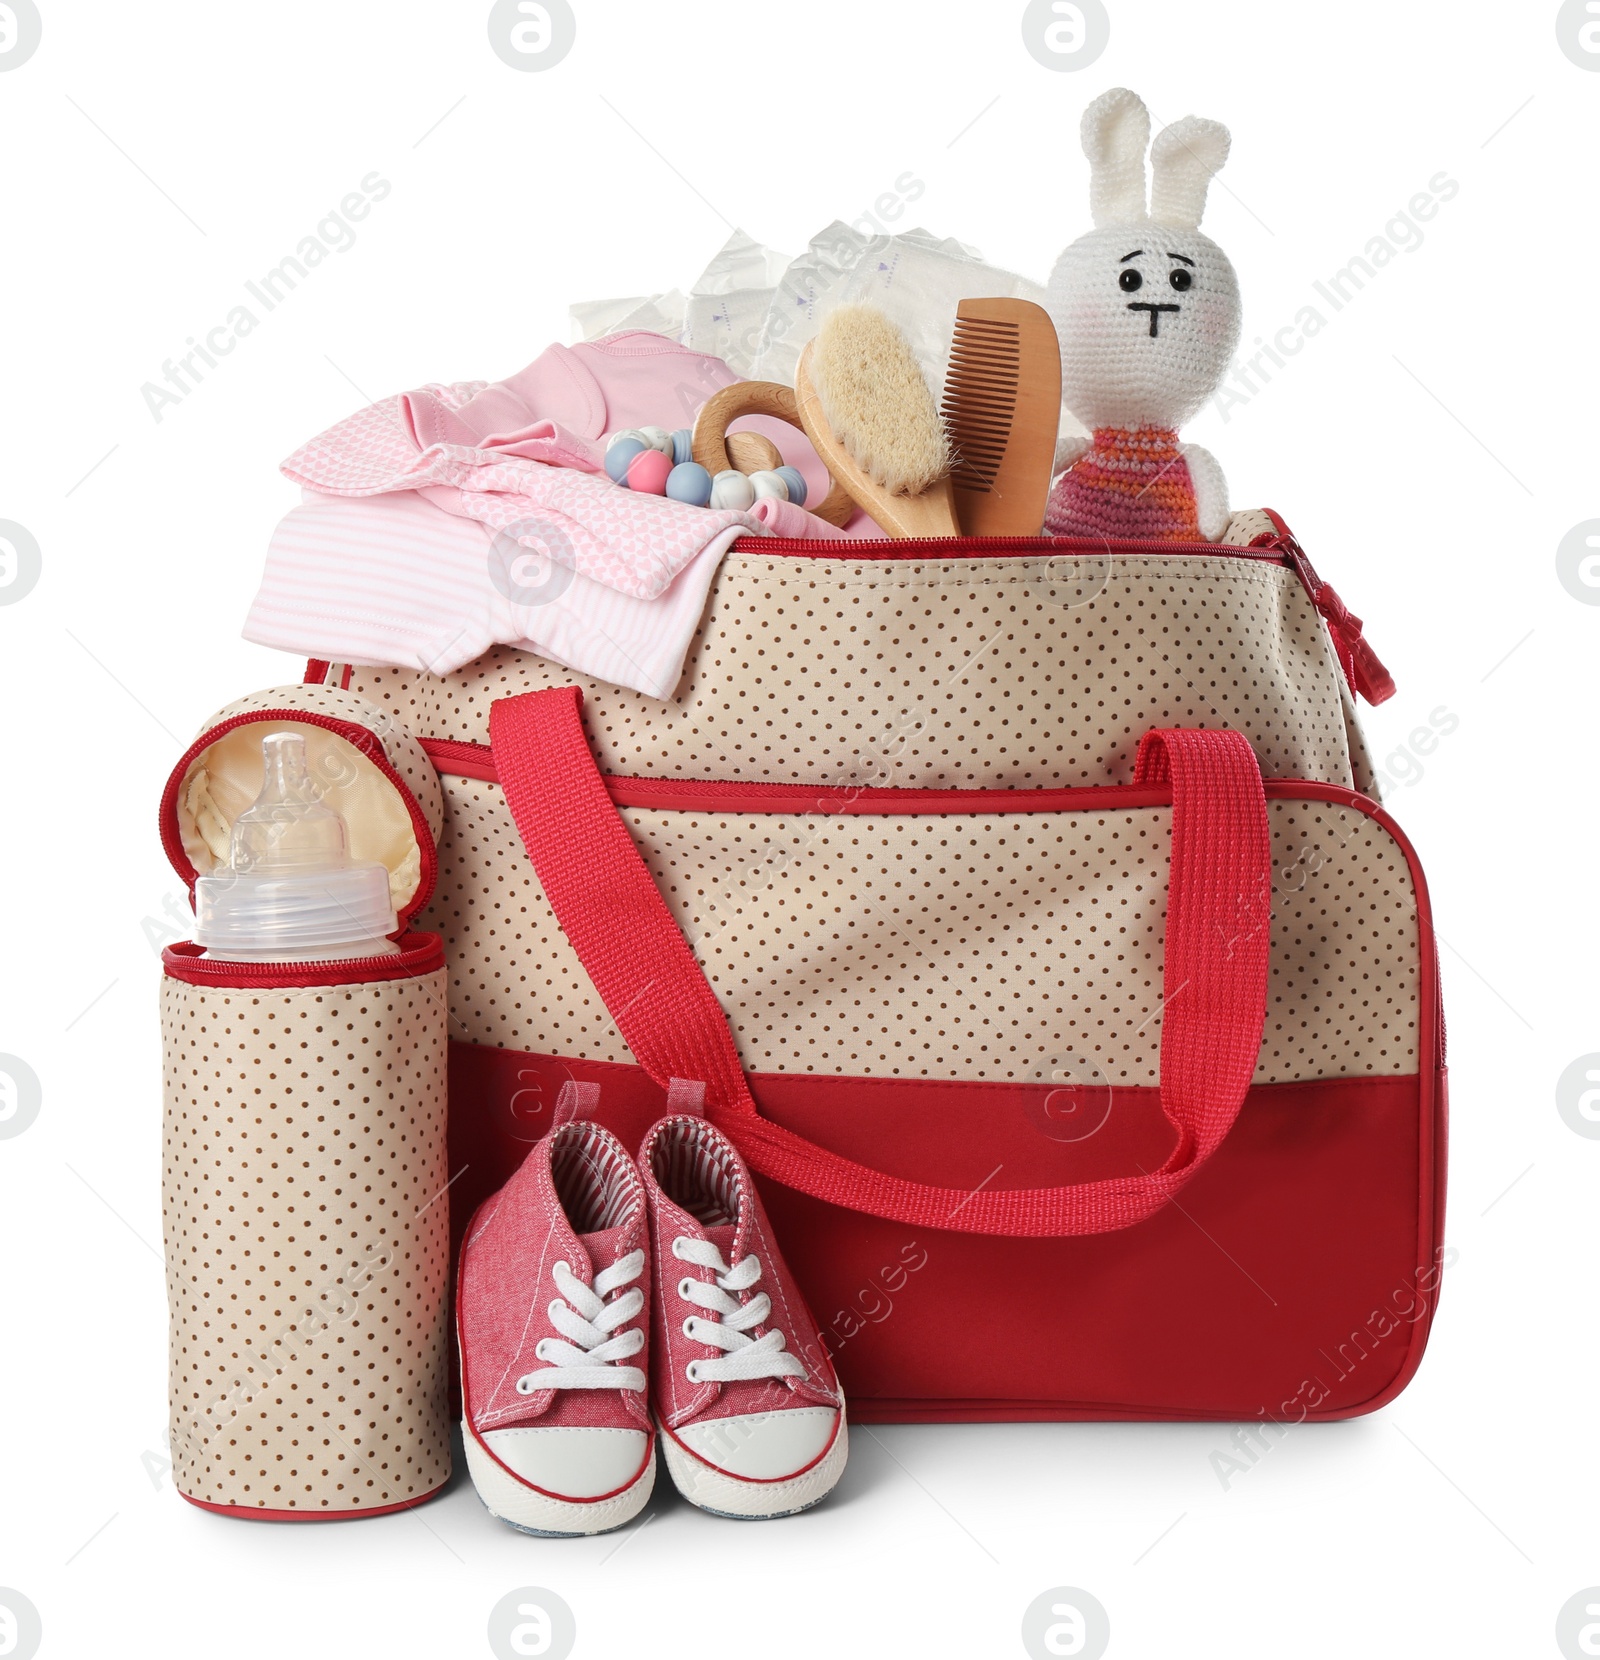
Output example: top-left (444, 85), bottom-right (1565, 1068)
top-left (1052, 224), bottom-right (1238, 429)
top-left (1046, 88), bottom-right (1241, 432)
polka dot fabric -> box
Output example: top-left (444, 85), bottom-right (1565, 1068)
top-left (416, 785), bottom-right (1419, 1086)
top-left (161, 966), bottom-right (452, 1514)
top-left (344, 546), bottom-right (1361, 789)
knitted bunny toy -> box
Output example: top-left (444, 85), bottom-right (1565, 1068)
top-left (1044, 87), bottom-right (1240, 542)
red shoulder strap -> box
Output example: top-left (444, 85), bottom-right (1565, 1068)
top-left (490, 688), bottom-right (1271, 1238)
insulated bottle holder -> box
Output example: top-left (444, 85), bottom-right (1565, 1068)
top-left (161, 936), bottom-right (452, 1517)
top-left (158, 686), bottom-right (452, 1517)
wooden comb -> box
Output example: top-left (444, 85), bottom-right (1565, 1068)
top-left (940, 298), bottom-right (1062, 537)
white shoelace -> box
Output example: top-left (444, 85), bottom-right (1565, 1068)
top-left (516, 1249), bottom-right (647, 1394)
top-left (673, 1236), bottom-right (807, 1385)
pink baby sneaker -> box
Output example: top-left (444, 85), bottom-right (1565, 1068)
top-left (638, 1112), bottom-right (847, 1518)
top-left (456, 1119), bottom-right (654, 1536)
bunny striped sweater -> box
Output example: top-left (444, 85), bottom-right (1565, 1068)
top-left (1044, 426), bottom-right (1200, 542)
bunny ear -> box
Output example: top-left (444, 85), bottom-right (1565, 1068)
top-left (1081, 87), bottom-right (1150, 227)
top-left (1148, 115), bottom-right (1231, 230)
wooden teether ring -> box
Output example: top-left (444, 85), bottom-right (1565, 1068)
top-left (691, 381), bottom-right (855, 527)
top-left (724, 431), bottom-right (783, 475)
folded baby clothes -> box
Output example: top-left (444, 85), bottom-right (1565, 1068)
top-left (281, 334), bottom-right (848, 600)
top-left (244, 488), bottom-right (850, 699)
top-left (255, 333), bottom-right (879, 698)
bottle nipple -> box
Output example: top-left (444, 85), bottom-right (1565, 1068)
top-left (231, 732), bottom-right (349, 873)
top-left (193, 730), bottom-right (399, 960)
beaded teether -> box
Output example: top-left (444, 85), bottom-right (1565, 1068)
top-left (689, 383), bottom-right (854, 527)
top-left (603, 422), bottom-right (815, 514)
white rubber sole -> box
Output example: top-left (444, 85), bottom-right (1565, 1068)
top-left (658, 1412), bottom-right (848, 1519)
top-left (462, 1423), bottom-right (655, 1537)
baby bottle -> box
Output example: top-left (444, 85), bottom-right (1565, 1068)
top-left (193, 731), bottom-right (399, 962)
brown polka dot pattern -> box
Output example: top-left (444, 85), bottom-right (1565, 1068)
top-left (345, 547), bottom-right (1361, 790)
top-left (161, 969), bottom-right (452, 1513)
top-left (1340, 677), bottom-right (1382, 800)
top-left (1219, 512), bottom-right (1382, 800)
top-left (417, 785), bottom-right (1419, 1085)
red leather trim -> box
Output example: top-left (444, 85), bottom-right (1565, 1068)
top-left (447, 1045), bottom-right (1424, 1160)
top-left (159, 708), bottom-right (438, 926)
top-left (177, 1484), bottom-right (448, 1522)
top-left (162, 931), bottom-right (444, 987)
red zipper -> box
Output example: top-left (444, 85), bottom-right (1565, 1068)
top-left (424, 738), bottom-right (501, 781)
top-left (1253, 524), bottom-right (1396, 706)
top-left (734, 533), bottom-right (1290, 562)
top-left (162, 932), bottom-right (445, 988)
top-left (598, 775), bottom-right (1376, 816)
top-left (423, 742), bottom-right (1375, 814)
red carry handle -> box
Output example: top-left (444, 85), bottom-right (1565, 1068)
top-left (489, 687), bottom-right (1271, 1239)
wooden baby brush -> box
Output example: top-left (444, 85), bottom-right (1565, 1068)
top-left (939, 298), bottom-right (1061, 537)
top-left (691, 304), bottom-right (960, 537)
top-left (795, 304), bottom-right (959, 538)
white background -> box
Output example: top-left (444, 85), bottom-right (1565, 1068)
top-left (1, 2), bottom-right (1596, 1657)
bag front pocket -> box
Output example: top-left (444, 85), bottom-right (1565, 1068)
top-left (453, 688), bottom-right (1444, 1420)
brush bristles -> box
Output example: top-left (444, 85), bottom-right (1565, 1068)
top-left (810, 304), bottom-right (950, 496)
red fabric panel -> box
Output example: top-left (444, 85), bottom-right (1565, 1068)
top-left (446, 1044), bottom-right (1441, 1422)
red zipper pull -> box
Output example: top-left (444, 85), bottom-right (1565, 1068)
top-left (1253, 515), bottom-right (1396, 706)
